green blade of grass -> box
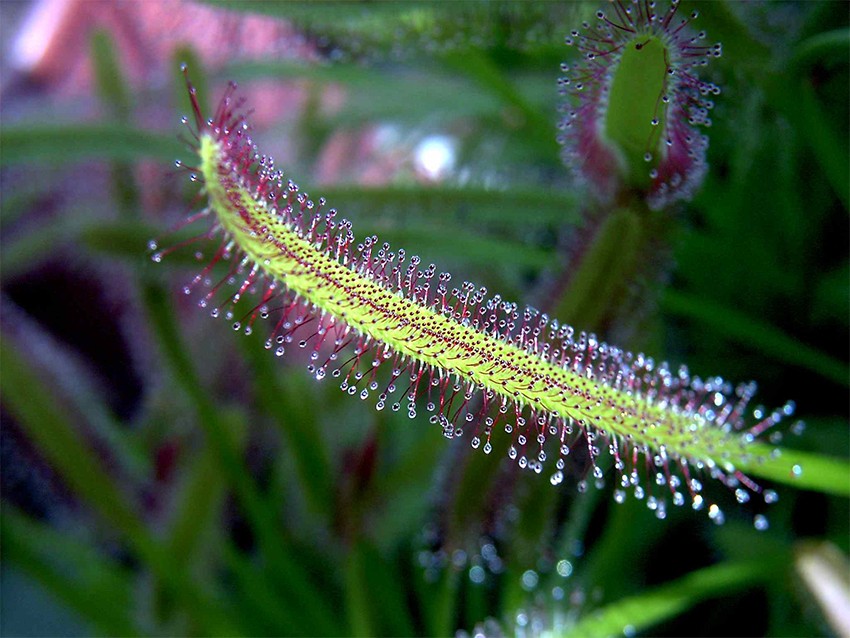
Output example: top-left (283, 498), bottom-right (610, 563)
top-left (0, 215), bottom-right (202, 280)
top-left (166, 407), bottom-right (246, 564)
top-left (364, 223), bottom-right (555, 271)
top-left (737, 444), bottom-right (850, 497)
top-left (141, 280), bottom-right (343, 636)
top-left (221, 544), bottom-right (312, 636)
top-left (239, 337), bottom-right (334, 519)
top-left (791, 28), bottom-right (850, 69)
top-left (0, 337), bottom-right (235, 634)
top-left (315, 184), bottom-right (579, 226)
top-left (90, 29), bottom-right (141, 219)
top-left (662, 290), bottom-right (849, 387)
top-left (796, 79), bottom-right (850, 210)
top-left (90, 29), bottom-right (132, 121)
top-left (345, 541), bottom-right (377, 637)
top-left (0, 125), bottom-right (186, 166)
top-left (566, 559), bottom-right (782, 638)
top-left (2, 507), bottom-right (138, 636)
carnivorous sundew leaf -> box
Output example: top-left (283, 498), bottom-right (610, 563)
top-left (557, 0), bottom-right (721, 209)
top-left (153, 67), bottom-right (798, 527)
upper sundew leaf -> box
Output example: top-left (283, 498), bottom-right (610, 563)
top-left (156, 73), bottom-right (803, 527)
top-left (559, 1), bottom-right (722, 209)
top-left (604, 35), bottom-right (668, 187)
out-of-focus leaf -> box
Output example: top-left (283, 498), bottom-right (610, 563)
top-left (1, 338), bottom-right (146, 547)
top-left (2, 507), bottom-right (137, 636)
top-left (738, 444), bottom-right (850, 496)
top-left (90, 30), bottom-right (132, 121)
top-left (221, 544), bottom-right (309, 636)
top-left (566, 559), bottom-right (781, 638)
top-left (362, 222), bottom-right (554, 271)
top-left (229, 59), bottom-right (501, 124)
top-left (90, 29), bottom-right (140, 218)
top-left (203, 0), bottom-right (580, 58)
top-left (1, 305), bottom-right (151, 481)
top-left (141, 281), bottom-right (344, 636)
top-left (792, 28), bottom-right (850, 69)
top-left (0, 125), bottom-right (186, 166)
top-left (796, 79), bottom-right (850, 210)
top-left (239, 336), bottom-right (334, 519)
top-left (0, 184), bottom-right (50, 226)
top-left (662, 290), bottom-right (849, 387)
top-left (811, 263), bottom-right (850, 326)
top-left (315, 185), bottom-right (579, 227)
top-left (0, 216), bottom-right (201, 279)
top-left (344, 541), bottom-right (376, 637)
top-left (167, 407), bottom-right (246, 566)
top-left (0, 338), bottom-right (232, 634)
top-left (1, 218), bottom-right (82, 280)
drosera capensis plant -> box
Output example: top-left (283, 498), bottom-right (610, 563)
top-left (151, 62), bottom-right (800, 529)
top-left (1, 2), bottom-right (848, 636)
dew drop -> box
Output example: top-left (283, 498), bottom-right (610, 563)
top-left (469, 565), bottom-right (486, 584)
top-left (753, 514), bottom-right (769, 531)
top-left (520, 570), bottom-right (539, 591)
top-left (708, 504), bottom-right (725, 525)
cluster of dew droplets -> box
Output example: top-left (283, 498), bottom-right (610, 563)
top-left (418, 531), bottom-right (509, 586)
top-left (457, 554), bottom-right (588, 638)
top-left (557, 0), bottom-right (722, 208)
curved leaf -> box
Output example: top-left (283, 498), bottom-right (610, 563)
top-left (567, 559), bottom-right (781, 638)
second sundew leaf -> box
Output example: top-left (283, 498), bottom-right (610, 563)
top-left (157, 74), bottom-right (810, 529)
top-left (604, 36), bottom-right (668, 188)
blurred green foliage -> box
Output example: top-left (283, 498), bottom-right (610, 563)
top-left (1, 2), bottom-right (848, 636)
